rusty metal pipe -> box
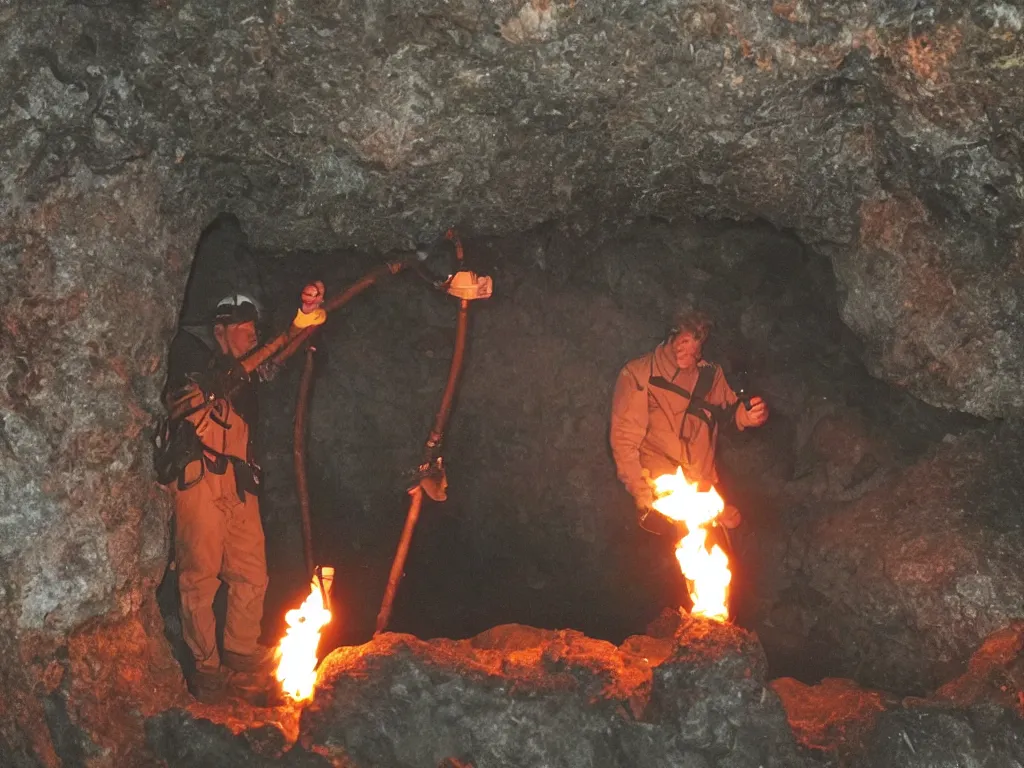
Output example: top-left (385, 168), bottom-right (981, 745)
top-left (375, 233), bottom-right (474, 636)
top-left (424, 298), bottom-right (469, 459)
top-left (293, 345), bottom-right (317, 578)
top-left (242, 260), bottom-right (410, 375)
top-left (374, 485), bottom-right (424, 635)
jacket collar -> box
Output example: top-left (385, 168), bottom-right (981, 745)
top-left (654, 342), bottom-right (679, 379)
top-left (654, 342), bottom-right (701, 382)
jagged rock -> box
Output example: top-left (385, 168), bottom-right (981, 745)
top-left (795, 423), bottom-right (1024, 694)
top-left (771, 677), bottom-right (892, 764)
top-left (773, 622), bottom-right (1024, 767)
top-left (0, 161), bottom-right (193, 763)
top-left (299, 617), bottom-right (804, 768)
top-left (146, 706), bottom-right (320, 768)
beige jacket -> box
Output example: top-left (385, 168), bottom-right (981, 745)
top-left (610, 343), bottom-right (741, 504)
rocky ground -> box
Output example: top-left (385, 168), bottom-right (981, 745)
top-left (140, 615), bottom-right (1024, 767)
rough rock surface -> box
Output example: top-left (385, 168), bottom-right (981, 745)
top-left (791, 423), bottom-right (1024, 694)
top-left (146, 702), bottom-right (318, 767)
top-left (3, 0), bottom-right (1023, 415)
top-left (773, 621), bottom-right (1024, 767)
top-left (0, 160), bottom-right (194, 764)
top-left (300, 616), bottom-right (803, 768)
top-left (3, 0), bottom-right (1024, 761)
top-left (141, 619), bottom-right (1024, 767)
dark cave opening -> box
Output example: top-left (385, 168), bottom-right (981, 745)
top-left (157, 214), bottom-right (983, 696)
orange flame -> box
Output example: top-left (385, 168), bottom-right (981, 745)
top-left (651, 468), bottom-right (732, 621)
top-left (275, 568), bottom-right (333, 701)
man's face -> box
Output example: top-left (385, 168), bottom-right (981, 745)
top-left (215, 320), bottom-right (259, 359)
top-left (670, 331), bottom-right (703, 369)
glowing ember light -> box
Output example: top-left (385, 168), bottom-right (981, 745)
top-left (651, 468), bottom-right (732, 621)
top-left (276, 567), bottom-right (334, 701)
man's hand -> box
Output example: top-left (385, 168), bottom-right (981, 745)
top-left (634, 484), bottom-right (654, 511)
top-left (255, 358), bottom-right (282, 382)
top-left (301, 281), bottom-right (325, 313)
top-left (736, 396), bottom-right (769, 429)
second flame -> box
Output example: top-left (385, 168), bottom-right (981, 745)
top-left (652, 468), bottom-right (732, 621)
top-left (275, 567), bottom-right (334, 701)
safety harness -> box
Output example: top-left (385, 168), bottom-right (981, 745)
top-left (154, 379), bottom-right (261, 498)
top-left (646, 358), bottom-right (737, 434)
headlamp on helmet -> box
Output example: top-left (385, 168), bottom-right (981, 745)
top-left (214, 294), bottom-right (261, 326)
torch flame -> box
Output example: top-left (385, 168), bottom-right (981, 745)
top-left (275, 568), bottom-right (333, 701)
top-left (651, 468), bottom-right (732, 621)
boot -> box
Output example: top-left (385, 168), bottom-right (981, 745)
top-left (188, 666), bottom-right (229, 705)
top-left (222, 645), bottom-right (277, 674)
top-left (228, 669), bottom-right (285, 707)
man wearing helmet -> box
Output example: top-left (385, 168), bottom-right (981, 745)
top-left (609, 309), bottom-right (769, 537)
top-left (162, 292), bottom-right (273, 703)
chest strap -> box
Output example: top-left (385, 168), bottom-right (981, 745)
top-left (648, 364), bottom-right (722, 431)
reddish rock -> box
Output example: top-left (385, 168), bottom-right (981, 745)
top-left (298, 617), bottom-right (802, 768)
top-left (772, 677), bottom-right (889, 761)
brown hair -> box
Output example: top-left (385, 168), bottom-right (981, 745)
top-left (670, 309), bottom-right (713, 342)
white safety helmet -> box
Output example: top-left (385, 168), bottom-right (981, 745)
top-left (214, 294), bottom-right (261, 325)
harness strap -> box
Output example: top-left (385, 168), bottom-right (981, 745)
top-left (682, 365), bottom-right (717, 431)
top-left (642, 353), bottom-right (742, 433)
top-left (648, 376), bottom-right (693, 400)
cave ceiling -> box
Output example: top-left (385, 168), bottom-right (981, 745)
top-left (2, 0), bottom-right (1023, 419)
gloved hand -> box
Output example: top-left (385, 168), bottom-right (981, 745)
top-left (255, 358), bottom-right (282, 382)
top-left (293, 281), bottom-right (327, 328)
top-left (736, 396), bottom-right (769, 429)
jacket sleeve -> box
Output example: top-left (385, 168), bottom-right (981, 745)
top-left (610, 365), bottom-right (652, 503)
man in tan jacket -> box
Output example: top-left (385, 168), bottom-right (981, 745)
top-left (610, 310), bottom-right (769, 536)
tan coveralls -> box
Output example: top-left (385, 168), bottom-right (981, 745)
top-left (610, 342), bottom-right (741, 505)
top-left (174, 389), bottom-right (267, 672)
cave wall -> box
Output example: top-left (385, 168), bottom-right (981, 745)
top-left (2, 0), bottom-right (1024, 761)
top-left (0, 162), bottom-right (193, 763)
top-left (797, 423), bottom-right (1024, 694)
